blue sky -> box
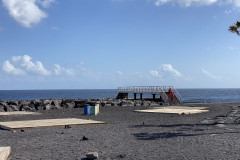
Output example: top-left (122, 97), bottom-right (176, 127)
top-left (0, 0), bottom-right (240, 89)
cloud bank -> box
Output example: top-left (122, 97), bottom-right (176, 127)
top-left (2, 55), bottom-right (73, 76)
top-left (150, 64), bottom-right (183, 78)
top-left (202, 68), bottom-right (221, 80)
top-left (154, 0), bottom-right (240, 7)
top-left (2, 0), bottom-right (55, 28)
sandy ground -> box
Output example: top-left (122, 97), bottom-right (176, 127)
top-left (1, 102), bottom-right (240, 160)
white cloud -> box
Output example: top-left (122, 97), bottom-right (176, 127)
top-left (2, 55), bottom-right (51, 76)
top-left (154, 0), bottom-right (240, 7)
top-left (202, 68), bottom-right (221, 80)
top-left (37, 0), bottom-right (55, 8)
top-left (155, 0), bottom-right (217, 7)
top-left (116, 71), bottom-right (124, 76)
top-left (2, 60), bottom-right (26, 75)
top-left (232, 0), bottom-right (240, 7)
top-left (2, 0), bottom-right (55, 28)
top-left (161, 64), bottom-right (183, 77)
top-left (150, 70), bottom-right (161, 77)
top-left (54, 64), bottom-right (74, 76)
top-left (225, 9), bottom-right (232, 14)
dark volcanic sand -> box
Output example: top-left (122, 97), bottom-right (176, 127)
top-left (1, 102), bottom-right (240, 160)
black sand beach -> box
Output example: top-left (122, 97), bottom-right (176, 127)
top-left (1, 102), bottom-right (240, 159)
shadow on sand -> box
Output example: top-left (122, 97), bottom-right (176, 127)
top-left (131, 123), bottom-right (240, 140)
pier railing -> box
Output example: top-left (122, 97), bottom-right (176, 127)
top-left (117, 86), bottom-right (182, 103)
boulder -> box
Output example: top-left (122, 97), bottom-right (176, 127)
top-left (31, 100), bottom-right (42, 110)
top-left (100, 103), bottom-right (105, 107)
top-left (42, 99), bottom-right (52, 105)
top-left (111, 103), bottom-right (116, 107)
top-left (66, 102), bottom-right (75, 109)
top-left (86, 152), bottom-right (99, 160)
top-left (74, 100), bottom-right (86, 108)
top-left (149, 102), bottom-right (158, 106)
top-left (7, 101), bottom-right (18, 106)
top-left (19, 100), bottom-right (29, 106)
top-left (105, 103), bottom-right (111, 107)
top-left (134, 103), bottom-right (141, 106)
top-left (0, 105), bottom-right (6, 112)
top-left (0, 101), bottom-right (7, 106)
top-left (120, 100), bottom-right (133, 107)
top-left (20, 105), bottom-right (35, 111)
top-left (51, 100), bottom-right (62, 109)
top-left (8, 105), bottom-right (19, 111)
top-left (61, 99), bottom-right (75, 105)
top-left (44, 104), bottom-right (52, 110)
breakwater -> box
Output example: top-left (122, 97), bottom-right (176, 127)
top-left (0, 99), bottom-right (164, 112)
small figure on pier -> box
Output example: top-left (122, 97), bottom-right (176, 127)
top-left (168, 88), bottom-right (173, 94)
top-left (171, 92), bottom-right (175, 102)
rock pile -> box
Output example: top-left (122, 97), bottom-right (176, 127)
top-left (0, 98), bottom-right (164, 112)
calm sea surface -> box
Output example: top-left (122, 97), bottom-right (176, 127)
top-left (0, 89), bottom-right (240, 103)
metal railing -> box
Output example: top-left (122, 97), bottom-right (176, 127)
top-left (117, 86), bottom-right (182, 103)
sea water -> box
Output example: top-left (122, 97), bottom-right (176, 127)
top-left (0, 89), bottom-right (240, 103)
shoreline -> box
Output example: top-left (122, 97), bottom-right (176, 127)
top-left (1, 98), bottom-right (240, 112)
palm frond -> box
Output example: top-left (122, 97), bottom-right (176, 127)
top-left (229, 25), bottom-right (240, 35)
top-left (236, 21), bottom-right (240, 28)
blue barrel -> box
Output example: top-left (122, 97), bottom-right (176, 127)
top-left (84, 105), bottom-right (90, 115)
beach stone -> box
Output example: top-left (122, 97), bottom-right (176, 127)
top-left (100, 103), bottom-right (105, 107)
top-left (111, 102), bottom-right (116, 107)
top-left (149, 102), bottom-right (158, 106)
top-left (0, 105), bottom-right (6, 112)
top-left (43, 99), bottom-right (52, 105)
top-left (86, 152), bottom-right (99, 160)
top-left (65, 125), bottom-right (71, 129)
top-left (117, 154), bottom-right (127, 158)
top-left (31, 100), bottom-right (42, 110)
top-left (44, 104), bottom-right (52, 110)
top-left (120, 101), bottom-right (129, 107)
top-left (74, 100), bottom-right (86, 108)
top-left (134, 101), bottom-right (141, 106)
top-left (7, 101), bottom-right (18, 106)
top-left (9, 105), bottom-right (19, 111)
top-left (4, 105), bottom-right (14, 111)
top-left (19, 100), bottom-right (29, 106)
top-left (62, 99), bottom-right (75, 105)
top-left (105, 103), bottom-right (111, 107)
top-left (94, 101), bottom-right (101, 105)
top-left (51, 100), bottom-right (60, 106)
top-left (82, 136), bottom-right (89, 141)
top-left (51, 100), bottom-right (62, 109)
top-left (66, 102), bottom-right (75, 109)
top-left (20, 104), bottom-right (35, 111)
top-left (0, 101), bottom-right (7, 106)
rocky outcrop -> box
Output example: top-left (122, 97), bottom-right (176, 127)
top-left (0, 98), bottom-right (164, 112)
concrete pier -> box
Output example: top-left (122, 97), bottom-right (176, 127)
top-left (116, 86), bottom-right (182, 104)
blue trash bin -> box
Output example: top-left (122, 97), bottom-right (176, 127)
top-left (84, 105), bottom-right (90, 115)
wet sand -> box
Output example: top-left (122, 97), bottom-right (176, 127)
top-left (1, 102), bottom-right (240, 160)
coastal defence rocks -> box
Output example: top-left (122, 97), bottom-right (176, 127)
top-left (0, 99), bottom-right (164, 112)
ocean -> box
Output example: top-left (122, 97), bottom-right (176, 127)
top-left (0, 89), bottom-right (240, 103)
